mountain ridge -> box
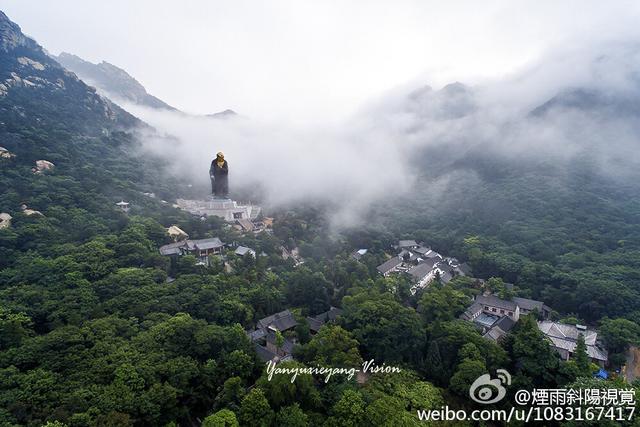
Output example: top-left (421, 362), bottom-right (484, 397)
top-left (55, 51), bottom-right (176, 111)
top-left (0, 11), bottom-right (138, 136)
top-left (56, 51), bottom-right (243, 120)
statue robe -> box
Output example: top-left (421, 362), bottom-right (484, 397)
top-left (210, 160), bottom-right (229, 197)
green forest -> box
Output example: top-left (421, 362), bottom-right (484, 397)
top-left (2, 8), bottom-right (640, 427)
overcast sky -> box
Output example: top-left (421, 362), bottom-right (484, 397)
top-left (2, 0), bottom-right (640, 121)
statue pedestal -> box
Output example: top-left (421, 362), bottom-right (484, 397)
top-left (176, 197), bottom-right (261, 221)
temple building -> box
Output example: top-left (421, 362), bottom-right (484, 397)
top-left (159, 237), bottom-right (225, 265)
top-left (176, 198), bottom-right (260, 222)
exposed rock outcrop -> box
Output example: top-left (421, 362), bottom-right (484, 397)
top-left (0, 11), bottom-right (139, 127)
top-left (33, 159), bottom-right (55, 173)
top-left (167, 225), bottom-right (189, 242)
top-left (20, 204), bottom-right (44, 217)
top-left (0, 146), bottom-right (15, 159)
top-left (0, 212), bottom-right (12, 229)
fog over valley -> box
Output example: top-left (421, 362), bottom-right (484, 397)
top-left (117, 41), bottom-right (640, 227)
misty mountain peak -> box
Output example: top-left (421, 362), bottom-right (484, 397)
top-left (405, 81), bottom-right (476, 120)
top-left (441, 81), bottom-right (470, 94)
top-left (207, 109), bottom-right (238, 119)
top-left (408, 85), bottom-right (433, 101)
top-left (530, 87), bottom-right (640, 118)
top-left (56, 51), bottom-right (176, 110)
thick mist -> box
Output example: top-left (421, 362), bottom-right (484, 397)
top-left (127, 105), bottom-right (413, 227)
top-left (128, 43), bottom-right (640, 227)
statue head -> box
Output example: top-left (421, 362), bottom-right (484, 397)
top-left (216, 151), bottom-right (224, 160)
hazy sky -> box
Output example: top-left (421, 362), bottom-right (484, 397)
top-left (2, 0), bottom-right (639, 121)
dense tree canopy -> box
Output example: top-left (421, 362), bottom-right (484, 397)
top-left (2, 10), bottom-right (640, 424)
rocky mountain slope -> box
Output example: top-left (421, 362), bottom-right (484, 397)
top-left (55, 51), bottom-right (176, 111)
top-left (0, 12), bottom-right (137, 136)
top-left (56, 52), bottom-right (242, 118)
top-left (0, 10), bottom-right (177, 210)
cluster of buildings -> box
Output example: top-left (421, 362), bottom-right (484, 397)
top-left (159, 237), bottom-right (226, 265)
top-left (461, 294), bottom-right (551, 342)
top-left (176, 198), bottom-right (273, 235)
top-left (375, 240), bottom-right (472, 293)
top-left (159, 236), bottom-right (259, 266)
top-left (176, 197), bottom-right (261, 223)
top-left (460, 293), bottom-right (608, 366)
top-left (538, 321), bottom-right (609, 365)
top-left (371, 239), bottom-right (610, 367)
top-left (247, 307), bottom-right (343, 362)
top-left (159, 212), bottom-right (266, 267)
top-left (232, 217), bottom-right (274, 234)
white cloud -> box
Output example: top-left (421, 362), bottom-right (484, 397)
top-left (3, 1), bottom-right (640, 227)
top-left (4, 0), bottom-right (640, 121)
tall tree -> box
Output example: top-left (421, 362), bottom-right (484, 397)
top-left (256, 361), bottom-right (322, 410)
top-left (325, 389), bottom-right (365, 427)
top-left (341, 290), bottom-right (424, 364)
top-left (238, 388), bottom-right (273, 427)
top-left (203, 409), bottom-right (239, 427)
top-left (449, 343), bottom-right (488, 397)
top-left (417, 284), bottom-right (469, 324)
top-left (573, 334), bottom-right (592, 376)
top-left (297, 324), bottom-right (363, 368)
top-left (275, 403), bottom-right (309, 427)
top-left (502, 314), bottom-right (561, 388)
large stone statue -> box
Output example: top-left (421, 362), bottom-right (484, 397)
top-left (210, 152), bottom-right (229, 198)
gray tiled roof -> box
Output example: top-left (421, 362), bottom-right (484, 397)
top-left (512, 297), bottom-right (545, 312)
top-left (413, 246), bottom-right (432, 255)
top-left (307, 317), bottom-right (324, 332)
top-left (407, 262), bottom-right (434, 280)
top-left (482, 316), bottom-right (516, 342)
top-left (247, 328), bottom-right (266, 341)
top-left (398, 249), bottom-right (412, 260)
top-left (159, 241), bottom-right (187, 256)
top-left (460, 301), bottom-right (483, 321)
top-left (494, 315), bottom-right (516, 332)
top-left (398, 240), bottom-right (418, 248)
top-left (376, 257), bottom-right (402, 274)
top-left (266, 333), bottom-right (295, 354)
top-left (545, 336), bottom-right (608, 361)
top-left (316, 307), bottom-right (343, 322)
top-left (439, 270), bottom-right (453, 283)
top-left (423, 250), bottom-right (442, 259)
top-left (191, 237), bottom-right (224, 250)
top-left (475, 294), bottom-right (518, 311)
top-left (307, 307), bottom-right (343, 332)
top-left (160, 237), bottom-right (224, 255)
top-left (538, 321), bottom-right (608, 362)
top-left (484, 326), bottom-right (508, 342)
top-left (538, 321), bottom-right (597, 345)
top-left (235, 246), bottom-right (255, 256)
top-left (257, 309), bottom-right (298, 331)
top-left (434, 263), bottom-right (454, 283)
top-left (254, 343), bottom-right (277, 362)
